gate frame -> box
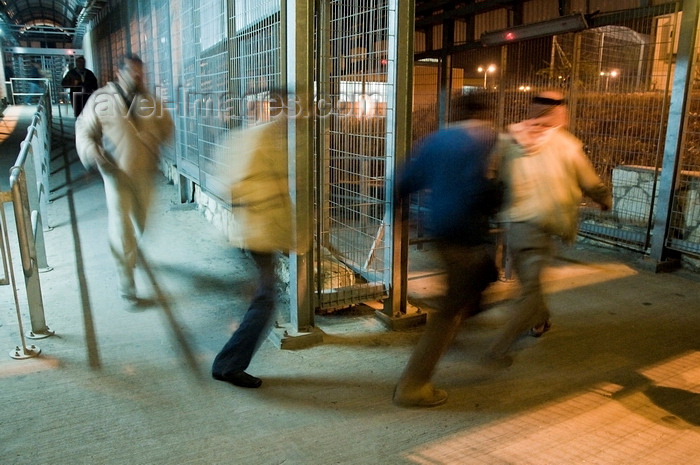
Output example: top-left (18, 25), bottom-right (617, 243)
top-left (649, 0), bottom-right (700, 270)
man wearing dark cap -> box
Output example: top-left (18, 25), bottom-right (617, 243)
top-left (484, 91), bottom-right (612, 366)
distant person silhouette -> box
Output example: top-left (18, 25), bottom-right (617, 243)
top-left (62, 56), bottom-right (98, 117)
top-left (26, 62), bottom-right (43, 104)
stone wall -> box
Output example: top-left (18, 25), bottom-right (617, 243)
top-left (611, 165), bottom-right (659, 225)
top-left (190, 180), bottom-right (356, 299)
top-left (612, 164), bottom-right (700, 242)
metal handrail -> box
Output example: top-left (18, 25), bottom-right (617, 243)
top-left (9, 77), bottom-right (50, 105)
top-left (4, 92), bottom-right (55, 360)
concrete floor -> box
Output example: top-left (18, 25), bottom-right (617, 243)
top-left (2, 105), bottom-right (700, 464)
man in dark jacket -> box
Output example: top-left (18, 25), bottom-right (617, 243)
top-left (61, 56), bottom-right (98, 117)
top-left (393, 92), bottom-right (503, 407)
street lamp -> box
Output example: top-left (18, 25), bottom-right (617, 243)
top-left (599, 69), bottom-right (619, 92)
top-left (477, 64), bottom-right (496, 89)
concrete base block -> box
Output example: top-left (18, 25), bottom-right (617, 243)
top-left (637, 256), bottom-right (681, 273)
top-left (375, 304), bottom-right (427, 331)
top-left (268, 325), bottom-right (324, 350)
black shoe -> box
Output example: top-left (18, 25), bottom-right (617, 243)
top-left (529, 319), bottom-right (552, 338)
top-left (212, 371), bottom-right (262, 388)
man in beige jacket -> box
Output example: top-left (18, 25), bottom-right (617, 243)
top-left (75, 54), bottom-right (174, 303)
top-left (484, 91), bottom-right (612, 366)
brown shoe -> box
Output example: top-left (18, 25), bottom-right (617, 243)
top-left (393, 384), bottom-right (448, 408)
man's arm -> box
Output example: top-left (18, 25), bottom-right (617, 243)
top-left (75, 92), bottom-right (114, 170)
top-left (574, 150), bottom-right (612, 211)
top-left (61, 70), bottom-right (78, 88)
top-left (85, 70), bottom-right (99, 92)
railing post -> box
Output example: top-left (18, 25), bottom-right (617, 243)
top-left (22, 137), bottom-right (51, 270)
top-left (34, 108), bottom-right (52, 232)
top-left (10, 166), bottom-right (53, 339)
top-left (1, 194), bottom-right (41, 360)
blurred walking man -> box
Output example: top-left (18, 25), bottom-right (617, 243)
top-left (75, 54), bottom-right (174, 303)
top-left (210, 89), bottom-right (296, 389)
top-left (484, 91), bottom-right (612, 365)
top-left (393, 92), bottom-right (504, 407)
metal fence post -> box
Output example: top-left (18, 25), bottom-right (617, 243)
top-left (10, 166), bottom-right (52, 338)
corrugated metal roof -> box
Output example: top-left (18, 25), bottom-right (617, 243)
top-left (0, 0), bottom-right (107, 47)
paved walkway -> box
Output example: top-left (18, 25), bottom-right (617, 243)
top-left (1, 104), bottom-right (700, 464)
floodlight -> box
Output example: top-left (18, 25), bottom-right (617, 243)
top-left (480, 13), bottom-right (588, 46)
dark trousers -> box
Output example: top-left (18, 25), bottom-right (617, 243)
top-left (71, 91), bottom-right (90, 117)
top-left (488, 221), bottom-right (553, 357)
top-left (212, 251), bottom-right (277, 376)
top-left (397, 242), bottom-right (498, 387)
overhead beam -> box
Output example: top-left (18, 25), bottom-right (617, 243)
top-left (416, 0), bottom-right (516, 29)
top-left (10, 24), bottom-right (77, 36)
top-left (586, 3), bottom-right (679, 28)
top-left (415, 2), bottom-right (680, 59)
top-left (415, 40), bottom-right (484, 61)
top-left (9, 46), bottom-right (83, 56)
top-left (416, 0), bottom-right (463, 15)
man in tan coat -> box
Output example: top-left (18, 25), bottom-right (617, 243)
top-left (75, 54), bottom-right (174, 302)
top-left (485, 91), bottom-right (612, 366)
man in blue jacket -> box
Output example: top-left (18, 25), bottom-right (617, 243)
top-left (393, 92), bottom-right (503, 407)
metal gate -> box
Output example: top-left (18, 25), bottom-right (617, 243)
top-left (571, 5), bottom-right (680, 252)
top-left (667, 7), bottom-right (700, 258)
top-left (413, 2), bottom-right (681, 255)
top-left (6, 52), bottom-right (74, 106)
top-left (314, 0), bottom-right (397, 311)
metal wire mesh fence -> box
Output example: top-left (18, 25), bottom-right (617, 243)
top-left (314, 0), bottom-right (394, 311)
top-left (411, 2), bottom-right (686, 256)
top-left (60, 0), bottom-right (700, 317)
top-left (668, 14), bottom-right (700, 257)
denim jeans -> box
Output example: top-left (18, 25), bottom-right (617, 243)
top-left (212, 251), bottom-right (277, 375)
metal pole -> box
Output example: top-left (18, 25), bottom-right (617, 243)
top-left (270, 0), bottom-right (322, 349)
top-left (1, 195), bottom-right (41, 359)
top-left (649, 0), bottom-right (700, 266)
top-left (378, 0), bottom-right (425, 329)
top-left (9, 166), bottom-right (53, 338)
